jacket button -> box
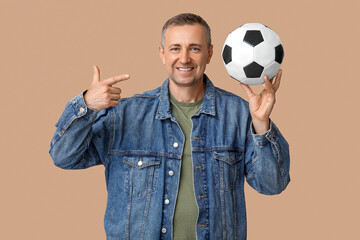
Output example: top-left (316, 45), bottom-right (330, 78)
top-left (164, 199), bottom-right (170, 205)
top-left (161, 228), bottom-right (167, 233)
top-left (168, 170), bottom-right (174, 176)
top-left (173, 142), bottom-right (179, 148)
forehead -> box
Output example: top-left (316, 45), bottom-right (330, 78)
top-left (164, 24), bottom-right (207, 45)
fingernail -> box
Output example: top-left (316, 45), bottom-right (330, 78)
top-left (125, 74), bottom-right (129, 78)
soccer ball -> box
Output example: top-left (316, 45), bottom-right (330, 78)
top-left (222, 23), bottom-right (284, 85)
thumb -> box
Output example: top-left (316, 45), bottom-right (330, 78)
top-left (239, 82), bottom-right (254, 98)
top-left (93, 65), bottom-right (100, 83)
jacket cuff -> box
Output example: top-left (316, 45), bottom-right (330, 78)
top-left (250, 120), bottom-right (278, 146)
top-left (55, 92), bottom-right (98, 128)
top-left (72, 91), bottom-right (98, 121)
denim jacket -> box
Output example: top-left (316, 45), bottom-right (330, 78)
top-left (49, 75), bottom-right (290, 240)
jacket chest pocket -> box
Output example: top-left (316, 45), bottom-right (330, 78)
top-left (212, 151), bottom-right (243, 191)
top-left (123, 156), bottom-right (161, 199)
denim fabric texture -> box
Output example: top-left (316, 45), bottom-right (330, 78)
top-left (49, 74), bottom-right (290, 240)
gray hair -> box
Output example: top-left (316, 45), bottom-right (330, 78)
top-left (161, 13), bottom-right (211, 48)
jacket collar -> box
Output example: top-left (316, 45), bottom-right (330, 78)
top-left (156, 74), bottom-right (216, 120)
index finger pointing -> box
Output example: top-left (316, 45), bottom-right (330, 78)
top-left (104, 74), bottom-right (130, 86)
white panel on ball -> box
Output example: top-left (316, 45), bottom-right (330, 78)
top-left (227, 63), bottom-right (247, 82)
top-left (232, 42), bottom-right (254, 67)
top-left (241, 76), bottom-right (263, 85)
top-left (241, 23), bottom-right (265, 31)
top-left (225, 28), bottom-right (247, 47)
top-left (254, 41), bottom-right (275, 67)
top-left (260, 27), bottom-right (281, 47)
top-left (261, 61), bottom-right (281, 81)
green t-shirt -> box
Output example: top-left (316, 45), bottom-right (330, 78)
top-left (169, 92), bottom-right (202, 240)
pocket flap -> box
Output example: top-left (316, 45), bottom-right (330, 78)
top-left (123, 156), bottom-right (161, 169)
top-left (213, 151), bottom-right (243, 165)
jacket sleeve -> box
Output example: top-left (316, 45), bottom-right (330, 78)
top-left (244, 120), bottom-right (290, 195)
top-left (49, 92), bottom-right (112, 169)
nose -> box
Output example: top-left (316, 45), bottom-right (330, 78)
top-left (179, 50), bottom-right (190, 64)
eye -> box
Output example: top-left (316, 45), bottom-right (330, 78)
top-left (170, 47), bottom-right (180, 52)
top-left (191, 47), bottom-right (200, 52)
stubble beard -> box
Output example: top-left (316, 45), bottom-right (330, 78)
top-left (169, 71), bottom-right (203, 88)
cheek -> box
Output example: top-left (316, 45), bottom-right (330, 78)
top-left (165, 56), bottom-right (176, 66)
top-left (206, 55), bottom-right (211, 64)
top-left (198, 54), bottom-right (209, 64)
top-left (165, 60), bottom-right (175, 72)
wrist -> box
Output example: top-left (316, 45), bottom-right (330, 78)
top-left (252, 118), bottom-right (270, 134)
top-left (83, 90), bottom-right (99, 111)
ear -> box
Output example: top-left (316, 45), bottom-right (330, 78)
top-left (159, 46), bottom-right (165, 64)
top-left (207, 44), bottom-right (213, 64)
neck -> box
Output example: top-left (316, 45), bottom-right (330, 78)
top-left (169, 78), bottom-right (206, 103)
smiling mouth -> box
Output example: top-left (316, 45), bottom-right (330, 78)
top-left (177, 67), bottom-right (194, 72)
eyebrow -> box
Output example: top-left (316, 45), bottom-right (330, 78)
top-left (168, 43), bottom-right (203, 48)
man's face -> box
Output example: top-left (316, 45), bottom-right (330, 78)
top-left (159, 24), bottom-right (213, 88)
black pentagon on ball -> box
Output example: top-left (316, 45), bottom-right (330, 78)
top-left (243, 30), bottom-right (264, 47)
top-left (275, 44), bottom-right (284, 64)
top-left (243, 62), bottom-right (264, 78)
top-left (222, 45), bottom-right (232, 64)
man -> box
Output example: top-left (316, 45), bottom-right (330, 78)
top-left (50, 13), bottom-right (290, 240)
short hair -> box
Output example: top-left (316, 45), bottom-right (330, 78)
top-left (161, 13), bottom-right (211, 48)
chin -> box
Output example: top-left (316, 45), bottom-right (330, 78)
top-left (171, 77), bottom-right (199, 87)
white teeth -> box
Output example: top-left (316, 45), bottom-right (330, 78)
top-left (178, 67), bottom-right (192, 71)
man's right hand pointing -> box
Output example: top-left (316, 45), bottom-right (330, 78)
top-left (84, 65), bottom-right (130, 111)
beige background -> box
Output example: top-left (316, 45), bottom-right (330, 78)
top-left (1, 0), bottom-right (359, 239)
